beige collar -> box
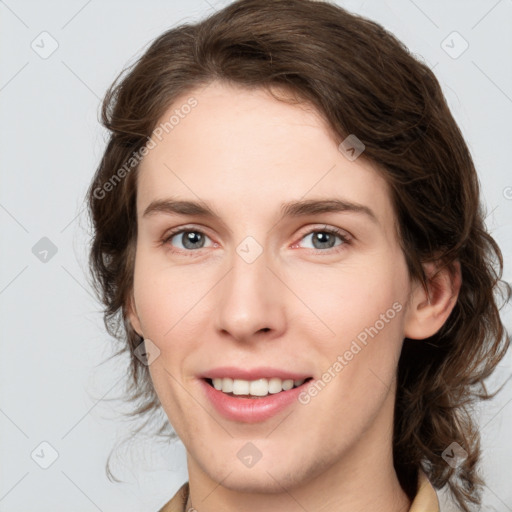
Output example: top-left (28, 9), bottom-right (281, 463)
top-left (159, 470), bottom-right (439, 512)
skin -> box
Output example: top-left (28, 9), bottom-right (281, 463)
top-left (128, 80), bottom-right (461, 512)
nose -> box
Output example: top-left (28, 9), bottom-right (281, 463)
top-left (214, 242), bottom-right (287, 343)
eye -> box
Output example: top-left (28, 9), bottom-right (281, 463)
top-left (295, 226), bottom-right (351, 252)
top-left (162, 225), bottom-right (351, 254)
top-left (163, 228), bottom-right (214, 252)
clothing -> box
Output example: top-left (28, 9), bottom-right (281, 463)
top-left (410, 470), bottom-right (441, 512)
top-left (157, 470), bottom-right (440, 511)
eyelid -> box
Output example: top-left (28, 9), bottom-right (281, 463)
top-left (162, 223), bottom-right (212, 240)
top-left (295, 224), bottom-right (352, 242)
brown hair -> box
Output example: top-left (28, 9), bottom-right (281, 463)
top-left (86, 1), bottom-right (510, 509)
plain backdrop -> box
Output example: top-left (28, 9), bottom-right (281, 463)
top-left (1, 1), bottom-right (511, 511)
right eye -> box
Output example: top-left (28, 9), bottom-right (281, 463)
top-left (163, 228), bottom-right (215, 252)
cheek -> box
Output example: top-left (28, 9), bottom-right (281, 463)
top-left (289, 256), bottom-right (409, 411)
top-left (288, 259), bottom-right (407, 347)
top-left (132, 250), bottom-right (212, 340)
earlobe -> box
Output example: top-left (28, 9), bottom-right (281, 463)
top-left (404, 260), bottom-right (462, 340)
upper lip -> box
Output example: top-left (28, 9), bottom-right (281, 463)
top-left (199, 366), bottom-right (313, 381)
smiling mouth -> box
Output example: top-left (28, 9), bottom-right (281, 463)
top-left (204, 377), bottom-right (314, 398)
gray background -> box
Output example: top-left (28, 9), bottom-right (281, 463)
top-left (0, 0), bottom-right (511, 510)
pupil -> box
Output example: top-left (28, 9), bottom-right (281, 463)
top-left (183, 232), bottom-right (203, 249)
top-left (313, 232), bottom-right (335, 249)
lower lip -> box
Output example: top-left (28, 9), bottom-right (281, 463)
top-left (199, 378), bottom-right (312, 423)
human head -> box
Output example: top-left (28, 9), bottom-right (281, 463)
top-left (86, 1), bottom-right (510, 510)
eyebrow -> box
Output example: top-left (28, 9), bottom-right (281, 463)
top-left (142, 197), bottom-right (378, 224)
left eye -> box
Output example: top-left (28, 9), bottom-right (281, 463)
top-left (298, 228), bottom-right (348, 250)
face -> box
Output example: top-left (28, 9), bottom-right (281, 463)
top-left (128, 80), bottom-right (415, 494)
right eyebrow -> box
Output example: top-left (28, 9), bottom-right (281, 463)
top-left (142, 198), bottom-right (221, 219)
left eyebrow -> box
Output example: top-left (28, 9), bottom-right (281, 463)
top-left (280, 198), bottom-right (378, 224)
top-left (142, 197), bottom-right (378, 224)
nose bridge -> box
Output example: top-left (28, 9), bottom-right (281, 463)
top-left (214, 237), bottom-right (285, 340)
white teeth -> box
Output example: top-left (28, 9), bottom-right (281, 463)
top-left (232, 379), bottom-right (250, 395)
top-left (268, 377), bottom-right (283, 394)
top-left (210, 377), bottom-right (307, 396)
top-left (249, 378), bottom-right (269, 396)
top-left (222, 377), bottom-right (233, 392)
top-left (282, 379), bottom-right (294, 391)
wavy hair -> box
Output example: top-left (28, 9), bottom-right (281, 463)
top-left (85, 1), bottom-right (511, 509)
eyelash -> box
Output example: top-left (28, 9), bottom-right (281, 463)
top-left (161, 225), bottom-right (351, 256)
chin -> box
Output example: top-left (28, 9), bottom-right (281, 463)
top-left (200, 452), bottom-right (314, 495)
top-left (214, 470), bottom-right (301, 495)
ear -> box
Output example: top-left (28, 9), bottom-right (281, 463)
top-left (126, 293), bottom-right (144, 338)
top-left (404, 260), bottom-right (462, 340)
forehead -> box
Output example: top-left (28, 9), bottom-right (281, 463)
top-left (136, 81), bottom-right (395, 232)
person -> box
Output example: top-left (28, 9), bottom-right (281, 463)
top-left (86, 1), bottom-right (510, 511)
